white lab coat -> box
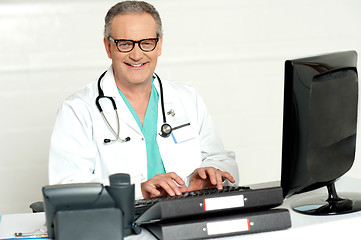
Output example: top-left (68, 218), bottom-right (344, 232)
top-left (49, 67), bottom-right (239, 199)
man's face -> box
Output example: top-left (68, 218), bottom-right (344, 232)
top-left (104, 13), bottom-right (162, 88)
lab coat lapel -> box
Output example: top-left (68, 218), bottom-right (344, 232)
top-left (101, 67), bottom-right (142, 135)
top-left (154, 78), bottom-right (202, 180)
top-left (154, 76), bottom-right (179, 170)
top-left (153, 77), bottom-right (177, 131)
top-left (153, 76), bottom-right (168, 135)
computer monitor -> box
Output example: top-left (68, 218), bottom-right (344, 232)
top-left (281, 50), bottom-right (361, 215)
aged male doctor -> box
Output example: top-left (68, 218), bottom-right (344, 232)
top-left (49, 1), bottom-right (239, 200)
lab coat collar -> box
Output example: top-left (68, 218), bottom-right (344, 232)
top-left (101, 66), bottom-right (119, 98)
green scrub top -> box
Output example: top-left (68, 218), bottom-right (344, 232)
top-left (117, 83), bottom-right (166, 180)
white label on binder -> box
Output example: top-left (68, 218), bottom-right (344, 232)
top-left (207, 218), bottom-right (250, 235)
top-left (203, 195), bottom-right (244, 211)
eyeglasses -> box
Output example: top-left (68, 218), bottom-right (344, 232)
top-left (108, 36), bottom-right (159, 53)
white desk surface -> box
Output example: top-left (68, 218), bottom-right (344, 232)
top-left (1, 177), bottom-right (361, 240)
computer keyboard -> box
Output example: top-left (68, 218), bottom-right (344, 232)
top-left (135, 185), bottom-right (284, 223)
top-left (135, 186), bottom-right (250, 216)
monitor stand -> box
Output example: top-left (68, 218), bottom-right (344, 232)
top-left (291, 182), bottom-right (361, 215)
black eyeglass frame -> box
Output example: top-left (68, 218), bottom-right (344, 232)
top-left (108, 36), bottom-right (159, 53)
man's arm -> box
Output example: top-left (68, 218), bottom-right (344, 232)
top-left (49, 98), bottom-right (101, 185)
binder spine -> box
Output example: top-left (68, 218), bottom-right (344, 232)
top-left (150, 209), bottom-right (291, 240)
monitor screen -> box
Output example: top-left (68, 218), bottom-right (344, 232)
top-left (280, 50), bottom-right (361, 215)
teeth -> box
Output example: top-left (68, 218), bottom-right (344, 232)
top-left (129, 63), bottom-right (143, 67)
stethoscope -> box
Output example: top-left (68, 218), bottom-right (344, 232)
top-left (95, 71), bottom-right (173, 144)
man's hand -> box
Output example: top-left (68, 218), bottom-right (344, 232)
top-left (141, 172), bottom-right (186, 199)
top-left (185, 167), bottom-right (235, 192)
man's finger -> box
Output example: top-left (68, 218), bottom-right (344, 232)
top-left (195, 168), bottom-right (207, 179)
top-left (168, 172), bottom-right (185, 186)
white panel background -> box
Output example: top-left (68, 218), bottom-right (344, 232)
top-left (1, 0), bottom-right (361, 214)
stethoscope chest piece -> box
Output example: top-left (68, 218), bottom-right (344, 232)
top-left (160, 123), bottom-right (172, 138)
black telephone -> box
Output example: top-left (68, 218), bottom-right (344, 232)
top-left (42, 173), bottom-right (141, 240)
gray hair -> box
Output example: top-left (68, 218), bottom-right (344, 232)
top-left (104, 1), bottom-right (163, 39)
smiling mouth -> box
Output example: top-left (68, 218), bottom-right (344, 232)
top-left (125, 63), bottom-right (146, 68)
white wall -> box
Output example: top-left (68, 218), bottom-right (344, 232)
top-left (1, 0), bottom-right (361, 214)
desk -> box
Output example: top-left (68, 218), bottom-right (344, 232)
top-left (1, 177), bottom-right (361, 240)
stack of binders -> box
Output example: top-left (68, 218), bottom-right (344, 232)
top-left (136, 183), bottom-right (291, 240)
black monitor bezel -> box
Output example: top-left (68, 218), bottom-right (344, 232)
top-left (281, 50), bottom-right (358, 198)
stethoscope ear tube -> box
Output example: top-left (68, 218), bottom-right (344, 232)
top-left (96, 96), bottom-right (117, 112)
top-left (154, 72), bottom-right (167, 124)
top-left (154, 72), bottom-right (173, 138)
top-left (96, 71), bottom-right (117, 112)
top-left (95, 96), bottom-right (103, 112)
